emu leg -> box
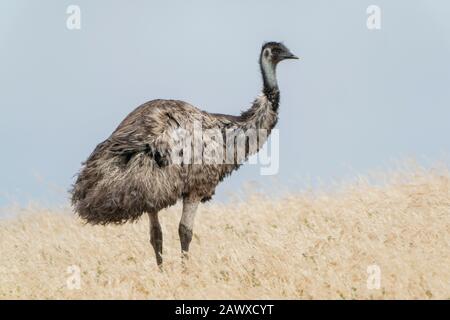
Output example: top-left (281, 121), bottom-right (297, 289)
top-left (148, 212), bottom-right (163, 267)
top-left (179, 198), bottom-right (199, 260)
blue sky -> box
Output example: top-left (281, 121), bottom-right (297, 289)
top-left (1, 0), bottom-right (450, 206)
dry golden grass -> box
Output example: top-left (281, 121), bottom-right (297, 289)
top-left (1, 164), bottom-right (449, 299)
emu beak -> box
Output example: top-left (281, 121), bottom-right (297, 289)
top-left (281, 51), bottom-right (299, 60)
top-left (285, 53), bottom-right (299, 60)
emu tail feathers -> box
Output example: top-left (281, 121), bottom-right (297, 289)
top-left (71, 149), bottom-right (182, 225)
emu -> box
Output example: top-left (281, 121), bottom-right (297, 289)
top-left (71, 42), bottom-right (298, 267)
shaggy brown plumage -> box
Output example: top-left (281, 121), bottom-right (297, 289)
top-left (71, 95), bottom-right (278, 224)
top-left (71, 42), bottom-right (298, 265)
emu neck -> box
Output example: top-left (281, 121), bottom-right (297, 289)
top-left (217, 59), bottom-right (281, 174)
top-left (259, 56), bottom-right (280, 113)
top-left (261, 57), bottom-right (278, 92)
top-left (238, 64), bottom-right (280, 134)
top-left (237, 57), bottom-right (281, 133)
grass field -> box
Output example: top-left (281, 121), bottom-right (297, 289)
top-left (0, 164), bottom-right (449, 299)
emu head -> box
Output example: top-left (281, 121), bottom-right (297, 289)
top-left (259, 42), bottom-right (298, 90)
top-left (260, 42), bottom-right (299, 66)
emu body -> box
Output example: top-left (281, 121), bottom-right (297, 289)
top-left (71, 42), bottom-right (298, 266)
